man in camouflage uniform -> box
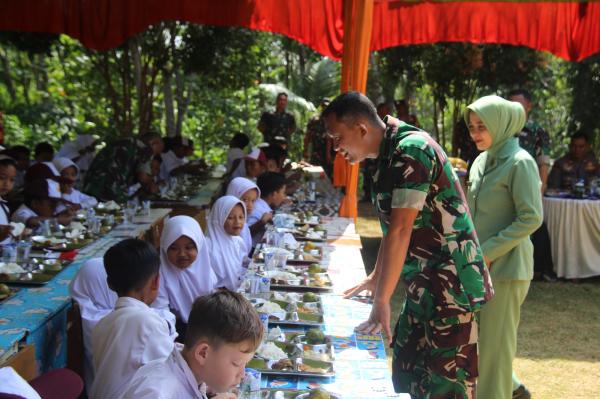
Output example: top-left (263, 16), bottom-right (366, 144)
top-left (548, 131), bottom-right (599, 190)
top-left (303, 99), bottom-right (334, 177)
top-left (83, 137), bottom-right (153, 203)
top-left (323, 92), bottom-right (493, 399)
top-left (258, 92), bottom-right (297, 144)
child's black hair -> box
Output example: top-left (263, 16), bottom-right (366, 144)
top-left (103, 238), bottom-right (160, 296)
top-left (34, 142), bottom-right (54, 158)
top-left (229, 133), bottom-right (250, 149)
top-left (256, 171), bottom-right (286, 198)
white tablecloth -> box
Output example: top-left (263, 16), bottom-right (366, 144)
top-left (543, 197), bottom-right (600, 279)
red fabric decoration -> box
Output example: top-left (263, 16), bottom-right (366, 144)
top-left (0, 1), bottom-right (599, 61)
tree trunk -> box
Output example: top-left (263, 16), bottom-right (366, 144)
top-left (163, 71), bottom-right (176, 136)
top-left (174, 68), bottom-right (190, 137)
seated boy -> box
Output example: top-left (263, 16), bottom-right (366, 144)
top-left (91, 239), bottom-right (174, 399)
top-left (122, 290), bottom-right (263, 399)
top-left (247, 171), bottom-right (287, 246)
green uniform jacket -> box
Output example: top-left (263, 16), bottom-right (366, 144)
top-left (467, 137), bottom-right (543, 281)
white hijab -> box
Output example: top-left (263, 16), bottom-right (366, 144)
top-left (226, 177), bottom-right (261, 254)
top-left (207, 196), bottom-right (247, 291)
top-left (155, 216), bottom-right (217, 323)
top-left (69, 257), bottom-right (117, 390)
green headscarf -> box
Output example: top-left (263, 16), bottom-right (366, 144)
top-left (464, 95), bottom-right (526, 157)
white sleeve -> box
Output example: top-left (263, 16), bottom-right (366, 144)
top-left (11, 207), bottom-right (35, 224)
top-left (121, 373), bottom-right (177, 399)
top-left (79, 191), bottom-right (98, 208)
top-left (139, 317), bottom-right (175, 365)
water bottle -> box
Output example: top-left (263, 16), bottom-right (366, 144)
top-left (574, 179), bottom-right (585, 199)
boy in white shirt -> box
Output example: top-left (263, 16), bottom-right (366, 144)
top-left (123, 290), bottom-right (263, 399)
top-left (247, 171), bottom-right (287, 246)
top-left (90, 239), bottom-right (174, 399)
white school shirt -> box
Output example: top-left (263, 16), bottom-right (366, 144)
top-left (11, 204), bottom-right (38, 225)
top-left (160, 150), bottom-right (188, 181)
top-left (90, 297), bottom-right (174, 399)
top-left (247, 198), bottom-right (272, 246)
top-left (62, 189), bottom-right (98, 209)
top-left (122, 343), bottom-right (207, 399)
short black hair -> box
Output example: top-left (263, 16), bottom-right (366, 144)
top-left (257, 171), bottom-right (286, 197)
top-left (34, 142), bottom-right (54, 157)
top-left (321, 91), bottom-right (380, 126)
top-left (508, 89), bottom-right (532, 102)
top-left (229, 133), bottom-right (250, 149)
top-left (103, 239), bottom-right (160, 296)
top-left (571, 131), bottom-right (589, 143)
top-left (276, 92), bottom-right (288, 100)
top-left (139, 132), bottom-right (162, 144)
top-left (185, 290), bottom-right (263, 351)
top-left (10, 145), bottom-right (30, 157)
top-left (263, 145), bottom-right (287, 163)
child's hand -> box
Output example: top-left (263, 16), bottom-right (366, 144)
top-left (261, 212), bottom-right (273, 224)
top-left (0, 225), bottom-right (13, 241)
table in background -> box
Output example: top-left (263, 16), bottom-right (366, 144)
top-left (543, 197), bottom-right (600, 279)
top-left (0, 208), bottom-right (172, 374)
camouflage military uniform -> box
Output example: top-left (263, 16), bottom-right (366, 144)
top-left (547, 152), bottom-right (599, 190)
top-left (259, 110), bottom-right (296, 143)
top-left (371, 116), bottom-right (494, 398)
top-left (83, 137), bottom-right (152, 203)
top-left (517, 119), bottom-right (551, 167)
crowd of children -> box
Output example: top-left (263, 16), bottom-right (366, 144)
top-left (0, 131), bottom-right (300, 398)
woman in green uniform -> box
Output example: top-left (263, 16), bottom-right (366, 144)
top-left (465, 95), bottom-right (543, 399)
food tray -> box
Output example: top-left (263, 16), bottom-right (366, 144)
top-left (0, 259), bottom-right (71, 285)
top-left (248, 357), bottom-right (334, 378)
top-left (259, 389), bottom-right (342, 399)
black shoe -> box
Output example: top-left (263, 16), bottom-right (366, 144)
top-left (513, 384), bottom-right (532, 399)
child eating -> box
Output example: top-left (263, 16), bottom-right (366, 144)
top-left (53, 157), bottom-right (98, 209)
top-left (247, 172), bottom-right (287, 246)
top-left (225, 177), bottom-right (260, 255)
top-left (207, 196), bottom-right (247, 291)
top-left (123, 290), bottom-right (263, 399)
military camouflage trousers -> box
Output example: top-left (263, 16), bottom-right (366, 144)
top-left (392, 299), bottom-right (480, 399)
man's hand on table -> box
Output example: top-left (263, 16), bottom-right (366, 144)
top-left (342, 272), bottom-right (377, 299)
top-left (355, 299), bottom-right (393, 345)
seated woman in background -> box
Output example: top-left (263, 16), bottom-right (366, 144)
top-left (207, 195), bottom-right (247, 291)
top-left (53, 157), bottom-right (98, 209)
top-left (225, 177), bottom-right (260, 255)
top-left (0, 155), bottom-right (18, 244)
top-left (152, 215), bottom-right (217, 341)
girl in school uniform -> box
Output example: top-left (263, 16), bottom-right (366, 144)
top-left (152, 215), bottom-right (217, 340)
top-left (225, 177), bottom-right (260, 255)
top-left (53, 157), bottom-right (98, 209)
top-left (206, 195), bottom-right (247, 291)
top-left (0, 155), bottom-right (18, 244)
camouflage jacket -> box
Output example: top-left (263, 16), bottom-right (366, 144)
top-left (83, 137), bottom-right (152, 203)
top-left (259, 111), bottom-right (296, 143)
top-left (548, 152), bottom-right (599, 190)
top-left (305, 115), bottom-right (331, 166)
top-left (371, 116), bottom-right (493, 320)
top-left (518, 119), bottom-right (551, 166)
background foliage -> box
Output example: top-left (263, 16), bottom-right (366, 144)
top-left (0, 24), bottom-right (598, 162)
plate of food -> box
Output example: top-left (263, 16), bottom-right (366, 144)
top-left (263, 267), bottom-right (333, 292)
top-left (31, 235), bottom-right (93, 252)
top-left (292, 211), bottom-right (322, 226)
top-left (260, 388), bottom-right (342, 399)
top-left (0, 259), bottom-right (69, 285)
top-left (255, 243), bottom-right (324, 265)
top-left (248, 340), bottom-right (334, 377)
top-left (252, 293), bottom-right (325, 327)
top-left (292, 225), bottom-right (327, 242)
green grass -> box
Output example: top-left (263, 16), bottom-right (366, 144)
top-left (356, 202), bottom-right (600, 399)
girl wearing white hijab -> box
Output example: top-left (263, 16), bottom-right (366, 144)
top-left (225, 177), bottom-right (260, 255)
top-left (152, 215), bottom-right (217, 334)
top-left (206, 196), bottom-right (247, 291)
top-left (53, 157), bottom-right (98, 209)
top-left (70, 257), bottom-right (116, 391)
